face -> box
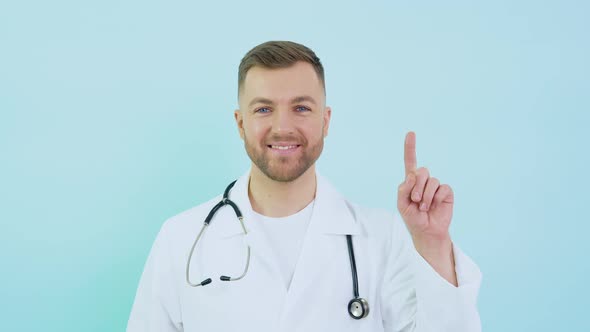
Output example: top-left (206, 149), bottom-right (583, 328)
top-left (235, 61), bottom-right (331, 182)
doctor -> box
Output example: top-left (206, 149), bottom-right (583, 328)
top-left (127, 41), bottom-right (482, 331)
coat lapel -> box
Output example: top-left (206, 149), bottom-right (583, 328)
top-left (278, 172), bottom-right (366, 328)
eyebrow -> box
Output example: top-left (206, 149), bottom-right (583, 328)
top-left (248, 95), bottom-right (318, 108)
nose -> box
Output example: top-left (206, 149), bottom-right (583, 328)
top-left (271, 108), bottom-right (295, 135)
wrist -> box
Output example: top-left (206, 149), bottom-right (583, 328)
top-left (412, 234), bottom-right (458, 286)
top-left (412, 233), bottom-right (453, 257)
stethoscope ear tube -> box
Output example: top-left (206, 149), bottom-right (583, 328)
top-left (187, 180), bottom-right (250, 287)
top-left (186, 222), bottom-right (211, 287)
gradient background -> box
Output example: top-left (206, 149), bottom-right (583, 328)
top-left (1, 0), bottom-right (588, 331)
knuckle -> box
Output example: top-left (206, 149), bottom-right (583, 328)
top-left (418, 167), bottom-right (429, 176)
top-left (416, 169), bottom-right (428, 181)
top-left (439, 184), bottom-right (452, 195)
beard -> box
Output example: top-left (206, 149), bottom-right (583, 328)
top-left (243, 132), bottom-right (324, 183)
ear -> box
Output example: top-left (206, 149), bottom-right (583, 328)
top-left (234, 109), bottom-right (245, 140)
top-left (322, 106), bottom-right (332, 137)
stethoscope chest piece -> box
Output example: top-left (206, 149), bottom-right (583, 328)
top-left (348, 297), bottom-right (369, 319)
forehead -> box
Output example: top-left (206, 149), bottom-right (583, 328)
top-left (240, 61), bottom-right (324, 105)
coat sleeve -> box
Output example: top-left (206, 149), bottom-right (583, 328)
top-left (380, 213), bottom-right (482, 332)
top-left (127, 221), bottom-right (184, 332)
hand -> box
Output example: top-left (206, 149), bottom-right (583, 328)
top-left (397, 132), bottom-right (457, 285)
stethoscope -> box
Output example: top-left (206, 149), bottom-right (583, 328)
top-left (186, 180), bottom-right (370, 320)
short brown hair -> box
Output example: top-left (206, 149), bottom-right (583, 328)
top-left (238, 41), bottom-right (325, 96)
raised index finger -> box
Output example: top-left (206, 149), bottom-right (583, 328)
top-left (404, 131), bottom-right (417, 176)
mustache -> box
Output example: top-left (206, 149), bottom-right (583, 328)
top-left (266, 134), bottom-right (305, 144)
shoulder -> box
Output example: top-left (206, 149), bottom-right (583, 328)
top-left (317, 173), bottom-right (405, 241)
top-left (340, 198), bottom-right (411, 267)
top-left (156, 194), bottom-right (223, 243)
top-left (344, 199), bottom-right (404, 238)
top-left (139, 194), bottom-right (226, 278)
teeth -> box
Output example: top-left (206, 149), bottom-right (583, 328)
top-left (271, 145), bottom-right (297, 150)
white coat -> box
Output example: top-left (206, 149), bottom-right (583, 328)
top-left (127, 170), bottom-right (482, 332)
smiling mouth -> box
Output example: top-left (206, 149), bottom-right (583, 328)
top-left (268, 145), bottom-right (300, 150)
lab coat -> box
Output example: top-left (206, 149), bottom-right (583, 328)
top-left (127, 170), bottom-right (482, 332)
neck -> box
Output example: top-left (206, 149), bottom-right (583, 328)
top-left (248, 165), bottom-right (317, 218)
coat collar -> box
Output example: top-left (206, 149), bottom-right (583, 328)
top-left (217, 168), bottom-right (364, 238)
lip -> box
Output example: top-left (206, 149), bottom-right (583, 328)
top-left (267, 144), bottom-right (301, 155)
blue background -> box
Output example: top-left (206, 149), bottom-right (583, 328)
top-left (1, 0), bottom-right (588, 330)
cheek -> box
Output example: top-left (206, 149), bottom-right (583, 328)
top-left (308, 122), bottom-right (326, 139)
top-left (244, 120), bottom-right (268, 141)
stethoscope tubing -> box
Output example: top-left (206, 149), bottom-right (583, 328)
top-left (185, 180), bottom-right (369, 319)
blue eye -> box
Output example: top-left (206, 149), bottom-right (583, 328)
top-left (256, 107), bottom-right (271, 113)
top-left (296, 106), bottom-right (310, 112)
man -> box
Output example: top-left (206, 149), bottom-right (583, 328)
top-left (127, 41), bottom-right (482, 331)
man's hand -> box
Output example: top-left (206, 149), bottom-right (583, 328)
top-left (397, 131), bottom-right (458, 286)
